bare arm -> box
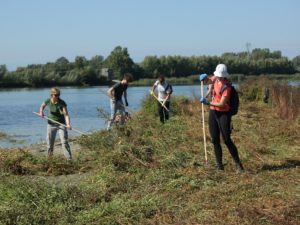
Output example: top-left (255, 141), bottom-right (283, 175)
top-left (165, 88), bottom-right (172, 101)
top-left (39, 102), bottom-right (46, 117)
top-left (151, 84), bottom-right (157, 93)
top-left (107, 87), bottom-right (115, 100)
top-left (166, 93), bottom-right (171, 101)
top-left (62, 107), bottom-right (71, 129)
top-left (205, 76), bottom-right (214, 85)
top-left (205, 84), bottom-right (213, 98)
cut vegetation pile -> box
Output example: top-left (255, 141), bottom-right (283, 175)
top-left (0, 78), bottom-right (299, 225)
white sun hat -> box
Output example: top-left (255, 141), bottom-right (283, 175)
top-left (214, 64), bottom-right (229, 77)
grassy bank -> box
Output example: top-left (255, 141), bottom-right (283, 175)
top-left (0, 79), bottom-right (299, 225)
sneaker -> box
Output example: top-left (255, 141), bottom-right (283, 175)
top-left (216, 164), bottom-right (224, 171)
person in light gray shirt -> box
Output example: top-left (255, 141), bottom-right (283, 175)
top-left (151, 75), bottom-right (173, 123)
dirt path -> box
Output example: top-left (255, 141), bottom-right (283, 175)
top-left (24, 139), bottom-right (82, 157)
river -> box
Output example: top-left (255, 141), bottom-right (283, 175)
top-left (0, 85), bottom-right (202, 148)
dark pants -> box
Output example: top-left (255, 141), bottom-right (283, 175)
top-left (158, 101), bottom-right (170, 123)
top-left (208, 110), bottom-right (241, 167)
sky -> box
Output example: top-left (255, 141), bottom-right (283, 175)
top-left (0, 0), bottom-right (299, 71)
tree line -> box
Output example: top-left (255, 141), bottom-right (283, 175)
top-left (0, 46), bottom-right (299, 87)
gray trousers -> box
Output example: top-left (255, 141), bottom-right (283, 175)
top-left (107, 99), bottom-right (125, 129)
top-left (47, 124), bottom-right (72, 159)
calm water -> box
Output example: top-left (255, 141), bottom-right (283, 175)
top-left (0, 85), bottom-right (202, 148)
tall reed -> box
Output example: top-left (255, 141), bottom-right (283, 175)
top-left (271, 83), bottom-right (300, 120)
top-left (239, 76), bottom-right (300, 120)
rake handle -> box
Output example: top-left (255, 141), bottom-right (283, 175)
top-left (33, 112), bottom-right (86, 135)
top-left (149, 90), bottom-right (170, 112)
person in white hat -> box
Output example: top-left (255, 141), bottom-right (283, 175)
top-left (199, 64), bottom-right (244, 172)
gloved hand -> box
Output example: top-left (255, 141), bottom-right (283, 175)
top-left (200, 97), bottom-right (209, 105)
top-left (125, 101), bottom-right (129, 107)
top-left (199, 73), bottom-right (208, 82)
top-left (150, 90), bottom-right (154, 95)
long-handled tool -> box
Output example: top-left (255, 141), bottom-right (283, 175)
top-left (33, 112), bottom-right (87, 135)
top-left (149, 90), bottom-right (170, 112)
top-left (201, 81), bottom-right (208, 163)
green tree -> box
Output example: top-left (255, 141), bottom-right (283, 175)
top-left (89, 55), bottom-right (104, 81)
top-left (251, 48), bottom-right (271, 60)
top-left (55, 56), bottom-right (69, 65)
top-left (270, 50), bottom-right (282, 59)
top-left (0, 65), bottom-right (8, 80)
top-left (251, 48), bottom-right (282, 60)
top-left (75, 56), bottom-right (87, 69)
top-left (23, 66), bottom-right (46, 87)
top-left (292, 55), bottom-right (300, 72)
top-left (104, 46), bottom-right (134, 79)
top-left (89, 55), bottom-right (104, 68)
top-left (140, 56), bottom-right (161, 78)
top-left (55, 57), bottom-right (70, 76)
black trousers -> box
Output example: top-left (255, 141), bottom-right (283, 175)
top-left (158, 101), bottom-right (170, 123)
top-left (208, 110), bottom-right (241, 166)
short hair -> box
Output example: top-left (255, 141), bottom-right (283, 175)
top-left (158, 75), bottom-right (165, 82)
top-left (123, 73), bottom-right (133, 82)
top-left (50, 87), bottom-right (60, 96)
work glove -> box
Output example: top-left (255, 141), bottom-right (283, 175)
top-left (150, 90), bottom-right (154, 95)
top-left (125, 101), bottom-right (129, 107)
top-left (200, 97), bottom-right (209, 105)
top-left (199, 73), bottom-right (208, 82)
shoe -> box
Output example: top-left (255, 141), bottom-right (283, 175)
top-left (236, 163), bottom-right (245, 172)
top-left (216, 164), bottom-right (224, 171)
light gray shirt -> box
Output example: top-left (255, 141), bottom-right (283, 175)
top-left (153, 80), bottom-right (173, 101)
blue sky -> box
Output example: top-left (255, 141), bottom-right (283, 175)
top-left (1, 0), bottom-right (299, 71)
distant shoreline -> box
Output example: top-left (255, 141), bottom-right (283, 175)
top-left (1, 73), bottom-right (299, 89)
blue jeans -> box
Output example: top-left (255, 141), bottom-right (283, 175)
top-left (107, 99), bottom-right (126, 129)
top-left (47, 124), bottom-right (72, 159)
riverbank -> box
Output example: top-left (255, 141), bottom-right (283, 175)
top-left (0, 80), bottom-right (299, 224)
